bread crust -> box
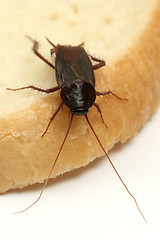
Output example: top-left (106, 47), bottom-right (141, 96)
top-left (0, 1), bottom-right (160, 193)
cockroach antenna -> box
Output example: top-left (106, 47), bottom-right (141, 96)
top-left (7, 36), bottom-right (147, 223)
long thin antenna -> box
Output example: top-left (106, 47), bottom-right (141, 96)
top-left (14, 114), bottom-right (74, 214)
top-left (85, 114), bottom-right (147, 223)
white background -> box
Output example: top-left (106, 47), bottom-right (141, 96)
top-left (0, 107), bottom-right (160, 240)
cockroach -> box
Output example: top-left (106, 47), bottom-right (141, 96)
top-left (7, 36), bottom-right (147, 222)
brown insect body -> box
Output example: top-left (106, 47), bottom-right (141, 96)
top-left (55, 45), bottom-right (97, 115)
top-left (7, 37), bottom-right (147, 223)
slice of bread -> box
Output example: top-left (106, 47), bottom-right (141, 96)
top-left (0, 0), bottom-right (160, 193)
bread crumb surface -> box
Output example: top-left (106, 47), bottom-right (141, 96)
top-left (0, 0), bottom-right (156, 114)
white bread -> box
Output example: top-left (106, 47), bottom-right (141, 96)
top-left (0, 0), bottom-right (160, 193)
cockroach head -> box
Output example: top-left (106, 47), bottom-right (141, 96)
top-left (60, 80), bottom-right (96, 116)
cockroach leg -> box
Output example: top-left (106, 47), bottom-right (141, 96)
top-left (45, 38), bottom-right (56, 56)
top-left (6, 85), bottom-right (60, 94)
top-left (26, 36), bottom-right (55, 69)
top-left (46, 37), bottom-right (56, 48)
top-left (96, 91), bottom-right (128, 101)
top-left (93, 103), bottom-right (108, 129)
top-left (78, 42), bottom-right (85, 48)
top-left (9, 38), bottom-right (145, 222)
top-left (89, 55), bottom-right (105, 70)
top-left (42, 102), bottom-right (63, 137)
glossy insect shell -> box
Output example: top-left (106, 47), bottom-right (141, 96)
top-left (53, 45), bottom-right (96, 115)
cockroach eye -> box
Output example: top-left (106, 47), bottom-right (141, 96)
top-left (60, 81), bottom-right (96, 115)
top-left (6, 36), bottom-right (147, 223)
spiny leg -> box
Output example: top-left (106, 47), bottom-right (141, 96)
top-left (46, 37), bottom-right (56, 56)
top-left (26, 36), bottom-right (55, 69)
top-left (93, 103), bottom-right (108, 129)
top-left (42, 102), bottom-right (63, 137)
top-left (89, 55), bottom-right (106, 70)
top-left (6, 85), bottom-right (62, 136)
top-left (96, 91), bottom-right (128, 101)
top-left (6, 85), bottom-right (60, 93)
top-left (46, 37), bottom-right (56, 48)
top-left (78, 42), bottom-right (85, 47)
